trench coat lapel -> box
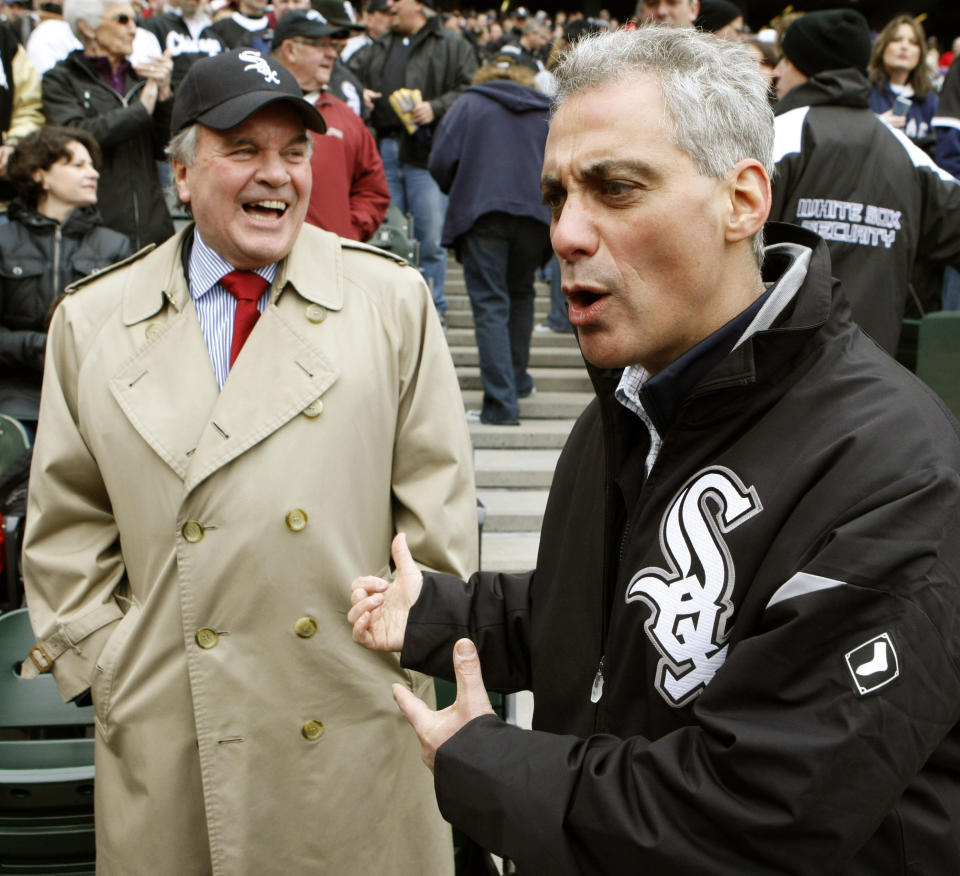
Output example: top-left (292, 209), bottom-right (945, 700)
top-left (107, 226), bottom-right (345, 491)
top-left (182, 227), bottom-right (344, 494)
top-left (182, 303), bottom-right (339, 494)
top-left (108, 231), bottom-right (218, 480)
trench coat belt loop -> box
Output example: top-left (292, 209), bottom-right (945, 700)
top-left (21, 601), bottom-right (126, 678)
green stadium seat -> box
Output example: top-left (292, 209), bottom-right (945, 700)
top-left (916, 312), bottom-right (960, 419)
top-left (0, 609), bottom-right (95, 875)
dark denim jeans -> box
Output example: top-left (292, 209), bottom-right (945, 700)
top-left (379, 137), bottom-right (448, 315)
top-left (544, 253), bottom-right (574, 333)
top-left (461, 213), bottom-right (549, 424)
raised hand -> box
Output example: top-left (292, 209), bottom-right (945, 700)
top-left (392, 638), bottom-right (495, 771)
top-left (348, 532), bottom-right (423, 651)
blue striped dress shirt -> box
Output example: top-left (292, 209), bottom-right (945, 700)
top-left (188, 230), bottom-right (277, 389)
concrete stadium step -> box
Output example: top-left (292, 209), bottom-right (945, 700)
top-left (479, 532), bottom-right (540, 573)
top-left (468, 419), bottom-right (576, 449)
top-left (446, 304), bottom-right (550, 329)
top-left (445, 293), bottom-right (550, 310)
top-left (457, 366), bottom-right (592, 394)
top-left (474, 448), bottom-right (561, 488)
top-left (450, 345), bottom-right (585, 369)
top-left (478, 488), bottom-right (549, 532)
top-left (461, 389), bottom-right (592, 420)
top-left (446, 327), bottom-right (579, 349)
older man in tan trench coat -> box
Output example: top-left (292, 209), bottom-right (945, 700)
top-left (20, 49), bottom-right (476, 875)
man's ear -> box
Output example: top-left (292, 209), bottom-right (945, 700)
top-left (724, 158), bottom-right (771, 245)
top-left (172, 160), bottom-right (191, 205)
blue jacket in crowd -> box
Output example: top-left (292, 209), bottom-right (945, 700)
top-left (869, 81), bottom-right (938, 146)
top-left (429, 80), bottom-right (552, 248)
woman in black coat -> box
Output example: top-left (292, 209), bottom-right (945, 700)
top-left (41, 0), bottom-right (174, 249)
top-left (0, 125), bottom-right (130, 424)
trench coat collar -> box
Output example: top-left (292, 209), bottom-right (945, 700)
top-left (112, 224), bottom-right (343, 493)
top-left (121, 223), bottom-right (345, 325)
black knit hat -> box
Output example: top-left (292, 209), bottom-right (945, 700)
top-left (781, 9), bottom-right (872, 77)
top-left (694, 0), bottom-right (742, 34)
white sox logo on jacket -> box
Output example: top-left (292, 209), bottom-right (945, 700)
top-left (626, 466), bottom-right (762, 708)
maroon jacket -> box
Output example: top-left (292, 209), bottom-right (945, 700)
top-left (306, 92), bottom-right (389, 242)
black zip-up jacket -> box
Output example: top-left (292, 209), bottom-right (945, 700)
top-left (770, 69), bottom-right (960, 355)
top-left (0, 200), bottom-right (130, 419)
top-left (41, 51), bottom-right (175, 250)
top-left (403, 224), bottom-right (960, 874)
top-left (347, 16), bottom-right (476, 167)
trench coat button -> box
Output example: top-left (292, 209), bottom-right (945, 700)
top-left (301, 720), bottom-right (324, 741)
top-left (182, 520), bottom-right (204, 543)
top-left (285, 509), bottom-right (308, 531)
top-left (195, 628), bottom-right (219, 649)
top-left (294, 616), bottom-right (317, 638)
top-left (305, 304), bottom-right (327, 324)
top-left (302, 399), bottom-right (324, 419)
top-left (145, 322), bottom-right (162, 341)
top-left (12, 265), bottom-right (22, 276)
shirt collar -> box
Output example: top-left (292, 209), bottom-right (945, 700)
top-left (188, 229), bottom-right (276, 301)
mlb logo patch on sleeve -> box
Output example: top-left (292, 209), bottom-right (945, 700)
top-left (845, 633), bottom-right (900, 695)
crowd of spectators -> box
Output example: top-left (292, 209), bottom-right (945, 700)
top-left (1, 0), bottom-right (960, 428)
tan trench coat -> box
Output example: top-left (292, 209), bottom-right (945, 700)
top-left (22, 225), bottom-right (478, 875)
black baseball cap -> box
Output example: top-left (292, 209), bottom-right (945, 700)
top-left (311, 0), bottom-right (365, 30)
top-left (272, 8), bottom-right (352, 48)
top-left (171, 48), bottom-right (327, 134)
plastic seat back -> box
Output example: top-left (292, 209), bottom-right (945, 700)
top-left (917, 312), bottom-right (960, 419)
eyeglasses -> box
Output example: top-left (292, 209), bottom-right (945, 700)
top-left (291, 37), bottom-right (339, 49)
top-left (110, 13), bottom-right (134, 24)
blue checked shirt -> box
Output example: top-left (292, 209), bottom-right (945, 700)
top-left (188, 230), bottom-right (277, 389)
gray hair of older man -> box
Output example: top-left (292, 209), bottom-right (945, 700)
top-left (64, 0), bottom-right (127, 41)
top-left (553, 27), bottom-right (774, 263)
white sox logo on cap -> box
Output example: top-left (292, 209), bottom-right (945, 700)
top-left (239, 50), bottom-right (281, 85)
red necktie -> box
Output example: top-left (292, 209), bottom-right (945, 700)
top-left (221, 270), bottom-right (269, 367)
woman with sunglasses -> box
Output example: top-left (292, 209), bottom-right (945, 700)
top-left (38, 0), bottom-right (175, 249)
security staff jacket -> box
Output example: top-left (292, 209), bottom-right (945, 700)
top-left (403, 224), bottom-right (960, 875)
top-left (770, 68), bottom-right (960, 353)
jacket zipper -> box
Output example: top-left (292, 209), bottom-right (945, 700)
top-left (52, 225), bottom-right (62, 299)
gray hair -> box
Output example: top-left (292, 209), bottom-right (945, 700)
top-left (64, 0), bottom-right (126, 41)
top-left (165, 123), bottom-right (200, 166)
top-left (553, 26), bottom-right (774, 263)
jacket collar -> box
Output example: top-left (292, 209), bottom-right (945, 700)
top-left (584, 222), bottom-right (839, 403)
top-left (121, 223), bottom-right (345, 326)
top-left (774, 68), bottom-right (871, 115)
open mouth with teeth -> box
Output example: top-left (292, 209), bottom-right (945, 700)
top-left (244, 199), bottom-right (289, 219)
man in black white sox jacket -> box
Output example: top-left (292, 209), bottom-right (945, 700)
top-left (349, 26), bottom-right (960, 876)
top-left (770, 9), bottom-right (960, 354)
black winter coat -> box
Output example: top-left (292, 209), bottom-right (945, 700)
top-left (348, 16), bottom-right (476, 167)
top-left (41, 51), bottom-right (175, 250)
top-left (0, 200), bottom-right (130, 419)
top-left (404, 224), bottom-right (960, 875)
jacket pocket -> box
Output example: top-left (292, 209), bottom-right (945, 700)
top-left (91, 601), bottom-right (141, 737)
top-left (70, 255), bottom-right (105, 279)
